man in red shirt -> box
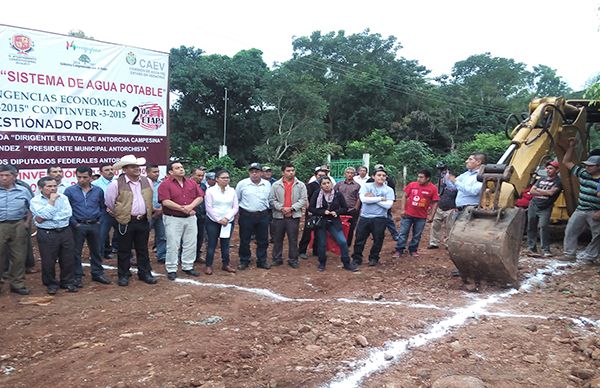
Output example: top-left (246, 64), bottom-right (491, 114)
top-left (158, 161), bottom-right (204, 280)
top-left (393, 169), bottom-right (439, 257)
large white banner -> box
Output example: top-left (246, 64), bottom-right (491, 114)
top-left (0, 24), bottom-right (169, 189)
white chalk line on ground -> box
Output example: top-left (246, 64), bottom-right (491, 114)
top-left (90, 261), bottom-right (598, 328)
top-left (325, 259), bottom-right (598, 388)
top-left (86, 260), bottom-right (598, 387)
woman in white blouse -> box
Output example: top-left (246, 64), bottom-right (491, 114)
top-left (204, 169), bottom-right (239, 275)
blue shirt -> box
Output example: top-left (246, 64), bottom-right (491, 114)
top-left (0, 184), bottom-right (32, 221)
top-left (358, 182), bottom-right (395, 218)
top-left (152, 179), bottom-right (162, 210)
top-left (236, 177), bottom-right (271, 212)
top-left (64, 184), bottom-right (105, 226)
top-left (30, 193), bottom-right (72, 229)
top-left (451, 169), bottom-right (481, 207)
top-left (92, 176), bottom-right (113, 194)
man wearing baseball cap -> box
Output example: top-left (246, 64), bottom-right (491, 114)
top-left (560, 139), bottom-right (600, 262)
top-left (526, 160), bottom-right (563, 257)
top-left (235, 163), bottom-right (272, 270)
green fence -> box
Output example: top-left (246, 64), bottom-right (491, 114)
top-left (329, 159), bottom-right (364, 181)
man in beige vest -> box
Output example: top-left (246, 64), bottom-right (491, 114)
top-left (105, 155), bottom-right (157, 286)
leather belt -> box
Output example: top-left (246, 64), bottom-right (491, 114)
top-left (165, 213), bottom-right (191, 218)
top-left (0, 220), bottom-right (21, 224)
top-left (130, 215), bottom-right (147, 222)
top-left (77, 219), bottom-right (99, 224)
top-left (240, 208), bottom-right (269, 216)
top-left (38, 226), bottom-right (68, 233)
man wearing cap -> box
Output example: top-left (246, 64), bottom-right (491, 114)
top-left (526, 161), bottom-right (562, 257)
top-left (205, 172), bottom-right (217, 188)
top-left (105, 155), bottom-right (157, 286)
top-left (261, 166), bottom-right (277, 185)
top-left (308, 165), bottom-right (336, 184)
top-left (158, 161), bottom-right (204, 280)
top-left (560, 139), bottom-right (600, 261)
top-left (0, 164), bottom-right (33, 295)
top-left (236, 163), bottom-right (272, 270)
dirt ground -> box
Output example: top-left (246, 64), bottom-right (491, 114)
top-left (1, 207), bottom-right (600, 388)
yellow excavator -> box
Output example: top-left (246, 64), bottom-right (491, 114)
top-left (447, 97), bottom-right (600, 288)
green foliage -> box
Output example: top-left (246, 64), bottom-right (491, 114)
top-left (290, 142), bottom-right (343, 182)
top-left (202, 155), bottom-right (246, 186)
top-left (165, 31), bottom-right (576, 175)
top-left (257, 63), bottom-right (328, 162)
top-left (440, 132), bottom-right (511, 174)
top-left (346, 129), bottom-right (435, 181)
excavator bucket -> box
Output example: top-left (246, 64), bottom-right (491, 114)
top-left (447, 206), bottom-right (525, 288)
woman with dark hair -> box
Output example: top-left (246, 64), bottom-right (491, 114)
top-left (204, 169), bottom-right (238, 274)
top-left (308, 177), bottom-right (358, 272)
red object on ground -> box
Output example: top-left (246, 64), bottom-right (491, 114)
top-left (309, 215), bottom-right (352, 255)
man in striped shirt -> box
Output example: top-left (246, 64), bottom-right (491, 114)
top-left (560, 138), bottom-right (600, 261)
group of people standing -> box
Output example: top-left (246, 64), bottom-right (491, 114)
top-left (2, 143), bottom-right (600, 296)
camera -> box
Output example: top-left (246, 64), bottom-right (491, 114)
top-left (435, 161), bottom-right (448, 171)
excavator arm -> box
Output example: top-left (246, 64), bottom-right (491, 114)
top-left (447, 97), bottom-right (600, 288)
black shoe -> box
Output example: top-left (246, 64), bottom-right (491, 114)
top-left (451, 270), bottom-right (461, 277)
top-left (317, 264), bottom-right (326, 272)
top-left (104, 253), bottom-right (113, 260)
top-left (167, 272), bottom-right (177, 280)
top-left (47, 286), bottom-right (58, 295)
top-left (299, 253), bottom-right (309, 260)
top-left (256, 261), bottom-right (271, 270)
top-left (118, 277), bottom-right (129, 287)
top-left (182, 269), bottom-right (200, 277)
top-left (343, 263), bottom-right (359, 272)
top-left (66, 284), bottom-right (78, 293)
top-left (92, 275), bottom-right (112, 285)
top-left (352, 259), bottom-right (362, 266)
top-left (237, 262), bottom-right (250, 271)
top-left (368, 260), bottom-right (378, 267)
top-left (140, 275), bottom-right (157, 284)
top-left (271, 259), bottom-right (283, 266)
top-left (427, 245), bottom-right (439, 249)
top-left (288, 260), bottom-right (299, 269)
top-left (74, 278), bottom-right (83, 288)
top-left (10, 287), bottom-right (30, 295)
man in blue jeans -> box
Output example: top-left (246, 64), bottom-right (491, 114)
top-left (351, 167), bottom-right (395, 266)
top-left (64, 166), bottom-right (112, 286)
top-left (526, 161), bottom-right (562, 257)
top-left (393, 170), bottom-right (439, 257)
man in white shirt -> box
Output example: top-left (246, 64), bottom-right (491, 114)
top-left (353, 166), bottom-right (369, 187)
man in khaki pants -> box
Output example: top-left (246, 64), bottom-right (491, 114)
top-left (0, 164), bottom-right (33, 295)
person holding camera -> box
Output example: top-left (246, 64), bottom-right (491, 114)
top-left (428, 164), bottom-right (457, 249)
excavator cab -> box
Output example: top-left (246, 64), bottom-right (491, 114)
top-left (447, 97), bottom-right (600, 288)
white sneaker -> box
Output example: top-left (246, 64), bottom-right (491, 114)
top-left (542, 251), bottom-right (552, 258)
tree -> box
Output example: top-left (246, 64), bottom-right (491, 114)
top-left (530, 65), bottom-right (572, 98)
top-left (256, 63), bottom-right (328, 162)
top-left (289, 29), bottom-right (430, 143)
top-left (169, 47), bottom-right (269, 165)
